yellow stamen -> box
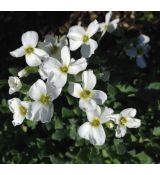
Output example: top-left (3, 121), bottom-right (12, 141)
top-left (59, 65), bottom-right (68, 73)
top-left (91, 117), bottom-right (100, 128)
top-left (40, 95), bottom-right (50, 104)
top-left (119, 116), bottom-right (128, 126)
top-left (19, 105), bottom-right (27, 116)
top-left (82, 35), bottom-right (89, 43)
top-left (25, 47), bottom-right (34, 55)
top-left (80, 89), bottom-right (92, 99)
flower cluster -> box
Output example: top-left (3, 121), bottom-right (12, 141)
top-left (8, 12), bottom-right (141, 146)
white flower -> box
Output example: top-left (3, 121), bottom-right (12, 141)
top-left (110, 108), bottom-right (141, 138)
top-left (18, 68), bottom-right (28, 78)
top-left (41, 46), bottom-right (87, 88)
top-left (38, 34), bottom-right (68, 59)
top-left (67, 20), bottom-right (99, 58)
top-left (78, 106), bottom-right (114, 145)
top-left (68, 70), bottom-right (107, 112)
top-left (10, 31), bottom-right (48, 67)
top-left (126, 34), bottom-right (151, 68)
top-left (100, 11), bottom-right (119, 36)
top-left (8, 76), bottom-right (22, 94)
top-left (8, 98), bottom-right (30, 126)
top-left (27, 79), bottom-right (62, 123)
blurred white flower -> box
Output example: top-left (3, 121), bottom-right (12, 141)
top-left (67, 20), bottom-right (99, 58)
top-left (10, 31), bottom-right (48, 67)
top-left (41, 46), bottom-right (87, 88)
top-left (126, 34), bottom-right (151, 68)
top-left (18, 69), bottom-right (28, 78)
top-left (110, 108), bottom-right (141, 138)
top-left (78, 106), bottom-right (114, 145)
top-left (100, 11), bottom-right (119, 36)
top-left (27, 79), bottom-right (61, 123)
top-left (8, 98), bottom-right (30, 126)
top-left (38, 34), bottom-right (68, 59)
top-left (8, 76), bottom-right (22, 94)
top-left (68, 70), bottom-right (107, 112)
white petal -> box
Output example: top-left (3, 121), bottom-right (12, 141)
top-left (105, 11), bottom-right (112, 24)
top-left (109, 114), bottom-right (121, 124)
top-left (38, 66), bottom-right (48, 80)
top-left (44, 34), bottom-right (56, 44)
top-left (79, 98), bottom-right (98, 112)
top-left (68, 58), bottom-right (87, 75)
top-left (115, 126), bottom-right (127, 138)
top-left (91, 90), bottom-right (107, 105)
top-left (126, 118), bottom-right (141, 128)
top-left (61, 46), bottom-right (70, 65)
top-left (138, 34), bottom-right (150, 46)
top-left (80, 44), bottom-right (91, 58)
top-left (90, 125), bottom-right (106, 145)
top-left (126, 47), bottom-right (137, 57)
top-left (78, 122), bottom-right (92, 140)
top-left (42, 57), bottom-right (61, 76)
top-left (10, 46), bottom-right (25, 58)
top-left (22, 31), bottom-right (38, 47)
top-left (136, 56), bottom-right (147, 69)
top-left (28, 79), bottom-right (47, 101)
top-left (107, 19), bottom-right (119, 33)
top-left (82, 70), bottom-right (96, 90)
top-left (25, 53), bottom-right (41, 67)
top-left (120, 108), bottom-right (137, 118)
top-left (34, 48), bottom-right (49, 58)
top-left (86, 20), bottom-right (99, 37)
top-left (67, 26), bottom-right (85, 41)
top-left (88, 39), bottom-right (98, 55)
top-left (100, 107), bottom-right (114, 124)
top-left (69, 39), bottom-right (82, 51)
top-left (86, 106), bottom-right (101, 122)
top-left (68, 82), bottom-right (83, 98)
top-left (47, 71), bottom-right (67, 88)
top-left (8, 98), bottom-right (21, 113)
top-left (46, 83), bottom-right (62, 101)
top-left (12, 113), bottom-right (25, 126)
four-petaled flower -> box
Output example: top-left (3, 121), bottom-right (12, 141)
top-left (68, 70), bottom-right (107, 112)
top-left (110, 108), bottom-right (141, 138)
top-left (27, 79), bottom-right (62, 123)
top-left (78, 106), bottom-right (114, 145)
top-left (126, 34), bottom-right (151, 68)
top-left (67, 20), bottom-right (99, 58)
top-left (8, 98), bottom-right (30, 126)
top-left (41, 46), bottom-right (87, 88)
top-left (10, 31), bottom-right (48, 67)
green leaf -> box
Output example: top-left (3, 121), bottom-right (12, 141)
top-left (51, 130), bottom-right (67, 141)
top-left (54, 118), bottom-right (64, 129)
top-left (107, 83), bottom-right (118, 98)
top-left (135, 152), bottom-right (152, 163)
top-left (62, 107), bottom-right (75, 118)
top-left (147, 82), bottom-right (160, 90)
top-left (153, 127), bottom-right (160, 136)
top-left (8, 68), bottom-right (19, 76)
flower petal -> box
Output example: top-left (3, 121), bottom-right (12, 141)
top-left (80, 44), bottom-right (91, 58)
top-left (78, 122), bottom-right (92, 140)
top-left (136, 56), bottom-right (147, 69)
top-left (28, 79), bottom-right (47, 101)
top-left (61, 46), bottom-right (70, 65)
top-left (82, 70), bottom-right (96, 90)
top-left (34, 48), bottom-right (49, 58)
top-left (25, 53), bottom-right (42, 67)
top-left (138, 34), bottom-right (150, 46)
top-left (105, 11), bottom-right (112, 24)
top-left (100, 107), bottom-right (114, 124)
top-left (67, 26), bottom-right (85, 41)
top-left (68, 58), bottom-right (87, 75)
top-left (47, 71), bottom-right (67, 88)
top-left (126, 47), bottom-right (137, 57)
top-left (86, 105), bottom-right (101, 122)
top-left (91, 90), bottom-right (107, 105)
top-left (8, 98), bottom-right (21, 113)
top-left (68, 82), bottom-right (83, 98)
top-left (90, 125), bottom-right (106, 145)
top-left (12, 113), bottom-right (25, 126)
top-left (86, 20), bottom-right (99, 37)
top-left (126, 118), bottom-right (141, 128)
top-left (10, 46), bottom-right (25, 58)
top-left (69, 39), bottom-right (82, 51)
top-left (107, 19), bottom-right (119, 33)
top-left (115, 126), bottom-right (127, 138)
top-left (22, 31), bottom-right (38, 47)
top-left (88, 39), bottom-right (98, 55)
top-left (120, 108), bottom-right (137, 118)
top-left (79, 98), bottom-right (98, 112)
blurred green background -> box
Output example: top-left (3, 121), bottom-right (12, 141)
top-left (0, 12), bottom-right (160, 163)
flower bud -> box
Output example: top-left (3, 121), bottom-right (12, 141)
top-left (8, 76), bottom-right (22, 94)
top-left (105, 120), bottom-right (114, 129)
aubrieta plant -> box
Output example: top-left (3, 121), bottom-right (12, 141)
top-left (8, 12), bottom-right (142, 146)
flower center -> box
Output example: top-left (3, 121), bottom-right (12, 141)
top-left (19, 105), bottom-right (27, 116)
top-left (119, 116), bottom-right (128, 126)
top-left (25, 46), bottom-right (34, 55)
top-left (82, 35), bottom-right (89, 43)
top-left (40, 95), bottom-right (50, 104)
top-left (80, 89), bottom-right (92, 99)
top-left (59, 65), bottom-right (68, 73)
top-left (91, 117), bottom-right (100, 128)
top-left (137, 47), bottom-right (144, 55)
top-left (51, 46), bottom-right (58, 54)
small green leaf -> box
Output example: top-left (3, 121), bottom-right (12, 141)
top-left (8, 68), bottom-right (19, 76)
top-left (51, 130), bottom-right (67, 141)
top-left (147, 82), bottom-right (160, 90)
top-left (62, 107), bottom-right (75, 118)
top-left (135, 152), bottom-right (152, 163)
top-left (153, 127), bottom-right (160, 136)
